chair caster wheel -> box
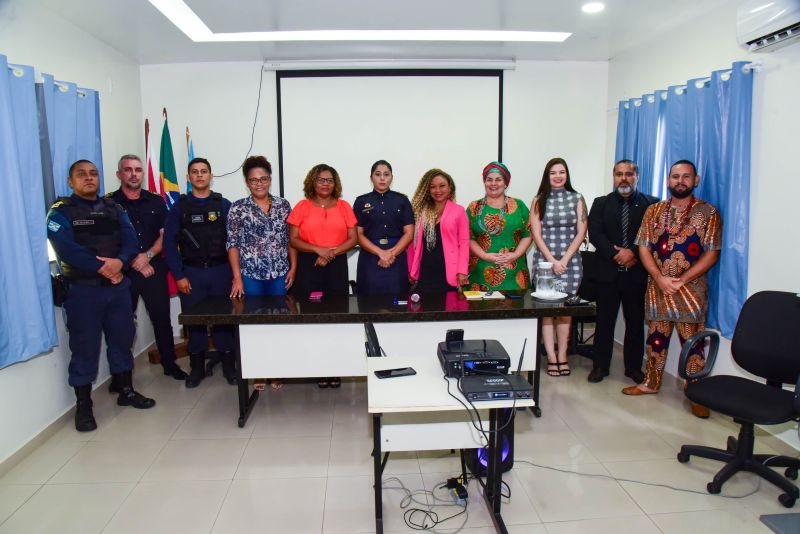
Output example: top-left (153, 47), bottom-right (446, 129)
top-left (707, 482), bottom-right (721, 494)
top-left (785, 467), bottom-right (798, 480)
top-left (778, 493), bottom-right (796, 508)
top-left (726, 436), bottom-right (737, 452)
top-left (677, 452), bottom-right (690, 463)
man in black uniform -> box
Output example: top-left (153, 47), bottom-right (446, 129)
top-left (109, 155), bottom-right (186, 380)
top-left (586, 160), bottom-right (658, 383)
top-left (47, 160), bottom-right (155, 432)
top-left (163, 157), bottom-right (235, 388)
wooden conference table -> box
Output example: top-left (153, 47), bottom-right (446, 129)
top-left (179, 291), bottom-right (595, 427)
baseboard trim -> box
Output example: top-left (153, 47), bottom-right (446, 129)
top-left (0, 346), bottom-right (155, 477)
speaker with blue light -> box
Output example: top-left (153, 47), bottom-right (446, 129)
top-left (464, 408), bottom-right (515, 476)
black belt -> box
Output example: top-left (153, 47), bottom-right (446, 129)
top-left (68, 277), bottom-right (115, 287)
top-left (183, 258), bottom-right (228, 268)
top-left (376, 237), bottom-right (401, 246)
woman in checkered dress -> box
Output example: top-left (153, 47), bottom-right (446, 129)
top-left (530, 157), bottom-right (588, 377)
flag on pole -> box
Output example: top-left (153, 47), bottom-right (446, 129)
top-left (144, 119), bottom-right (160, 194)
top-left (185, 126), bottom-right (194, 193)
top-left (159, 108), bottom-right (180, 208)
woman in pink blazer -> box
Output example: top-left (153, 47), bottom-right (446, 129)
top-left (408, 169), bottom-right (470, 292)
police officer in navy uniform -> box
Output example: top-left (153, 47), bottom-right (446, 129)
top-left (47, 160), bottom-right (156, 432)
top-left (353, 160), bottom-right (414, 295)
top-left (110, 154), bottom-right (187, 381)
top-left (163, 157), bottom-right (236, 388)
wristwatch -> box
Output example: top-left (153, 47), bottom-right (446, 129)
top-left (146, 250), bottom-right (154, 260)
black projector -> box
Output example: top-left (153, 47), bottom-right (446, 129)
top-left (437, 339), bottom-right (511, 378)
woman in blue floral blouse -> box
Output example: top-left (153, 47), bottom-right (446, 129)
top-left (227, 155), bottom-right (296, 389)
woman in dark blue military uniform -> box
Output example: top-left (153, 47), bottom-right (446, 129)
top-left (353, 160), bottom-right (414, 295)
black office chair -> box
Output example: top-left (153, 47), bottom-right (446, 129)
top-left (676, 291), bottom-right (800, 507)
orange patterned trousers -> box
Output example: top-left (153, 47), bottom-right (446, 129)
top-left (643, 320), bottom-right (706, 391)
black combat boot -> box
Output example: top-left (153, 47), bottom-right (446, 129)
top-left (114, 371), bottom-right (156, 409)
top-left (73, 384), bottom-right (97, 432)
top-left (221, 351), bottom-right (237, 385)
top-left (185, 352), bottom-right (206, 388)
top-left (108, 373), bottom-right (120, 394)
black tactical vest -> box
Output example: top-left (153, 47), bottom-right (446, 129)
top-left (57, 197), bottom-right (121, 280)
top-left (178, 193), bottom-right (227, 262)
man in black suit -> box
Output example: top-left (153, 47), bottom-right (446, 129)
top-left (586, 160), bottom-right (658, 383)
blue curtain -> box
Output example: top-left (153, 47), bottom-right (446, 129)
top-left (40, 74), bottom-right (104, 198)
top-left (614, 62), bottom-right (753, 338)
top-left (615, 92), bottom-right (667, 198)
top-left (0, 56), bottom-right (58, 368)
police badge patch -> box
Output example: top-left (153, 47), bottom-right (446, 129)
top-left (208, 212), bottom-right (218, 222)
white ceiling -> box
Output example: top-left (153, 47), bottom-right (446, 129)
top-left (40, 0), bottom-right (732, 64)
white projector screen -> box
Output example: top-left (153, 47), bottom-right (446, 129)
top-left (277, 71), bottom-right (502, 207)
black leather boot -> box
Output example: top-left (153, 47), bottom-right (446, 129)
top-left (108, 373), bottom-right (120, 394)
top-left (74, 385), bottom-right (97, 432)
top-left (185, 352), bottom-right (206, 388)
top-left (114, 371), bottom-right (156, 409)
top-left (221, 351), bottom-right (237, 385)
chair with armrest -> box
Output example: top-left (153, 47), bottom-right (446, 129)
top-left (676, 291), bottom-right (800, 507)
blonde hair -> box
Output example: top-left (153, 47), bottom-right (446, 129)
top-left (411, 168), bottom-right (456, 250)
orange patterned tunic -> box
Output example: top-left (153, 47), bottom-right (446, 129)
top-left (635, 198), bottom-right (722, 323)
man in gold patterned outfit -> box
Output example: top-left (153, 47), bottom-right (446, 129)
top-left (621, 160), bottom-right (722, 419)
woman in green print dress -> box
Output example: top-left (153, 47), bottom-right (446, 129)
top-left (466, 162), bottom-right (532, 291)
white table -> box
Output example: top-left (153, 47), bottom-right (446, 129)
top-left (368, 354), bottom-right (534, 534)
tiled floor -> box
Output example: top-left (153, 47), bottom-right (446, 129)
top-left (1, 353), bottom-right (798, 533)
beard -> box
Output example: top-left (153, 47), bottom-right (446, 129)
top-left (616, 183), bottom-right (633, 196)
top-left (669, 184), bottom-right (695, 199)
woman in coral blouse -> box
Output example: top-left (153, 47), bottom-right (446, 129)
top-left (287, 163), bottom-right (357, 388)
top-left (407, 168), bottom-right (470, 292)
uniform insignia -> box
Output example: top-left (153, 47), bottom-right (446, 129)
top-left (47, 220), bottom-right (61, 232)
top-left (51, 200), bottom-right (64, 209)
top-left (191, 214), bottom-right (204, 223)
top-left (208, 211), bottom-right (218, 222)
top-left (73, 219), bottom-right (95, 226)
top-left (364, 203), bottom-right (372, 209)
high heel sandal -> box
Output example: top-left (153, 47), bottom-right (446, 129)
top-left (557, 358), bottom-right (571, 376)
top-left (546, 358), bottom-right (560, 377)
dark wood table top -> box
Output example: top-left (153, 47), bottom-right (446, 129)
top-left (179, 291), bottom-right (595, 326)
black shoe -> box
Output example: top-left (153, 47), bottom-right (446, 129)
top-left (221, 352), bottom-right (237, 386)
top-left (587, 367), bottom-right (609, 383)
top-left (73, 385), bottom-right (97, 432)
top-left (185, 352), bottom-right (206, 388)
top-left (113, 371), bottom-right (156, 409)
top-left (625, 369), bottom-right (646, 384)
top-left (163, 363), bottom-right (188, 380)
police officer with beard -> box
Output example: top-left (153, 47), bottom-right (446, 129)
top-left (47, 160), bottom-right (156, 432)
top-left (163, 157), bottom-right (236, 388)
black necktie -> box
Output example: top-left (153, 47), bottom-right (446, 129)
top-left (620, 197), bottom-right (631, 248)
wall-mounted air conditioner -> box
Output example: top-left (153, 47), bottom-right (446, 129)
top-left (737, 0), bottom-right (800, 52)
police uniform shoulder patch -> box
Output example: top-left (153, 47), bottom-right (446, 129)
top-left (47, 220), bottom-right (62, 232)
top-left (50, 196), bottom-right (71, 209)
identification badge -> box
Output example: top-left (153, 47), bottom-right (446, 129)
top-left (191, 214), bottom-right (204, 223)
top-left (73, 219), bottom-right (94, 226)
top-left (208, 211), bottom-right (218, 222)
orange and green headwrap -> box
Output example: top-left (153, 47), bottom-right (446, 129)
top-left (482, 161), bottom-right (510, 185)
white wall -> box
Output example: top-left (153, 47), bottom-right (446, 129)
top-left (0, 1), bottom-right (153, 464)
top-left (606, 5), bottom-right (800, 446)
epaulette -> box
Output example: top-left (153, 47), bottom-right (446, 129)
top-left (50, 196), bottom-right (72, 209)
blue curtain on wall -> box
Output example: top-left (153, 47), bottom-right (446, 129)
top-left (615, 92), bottom-right (667, 198)
top-left (40, 74), bottom-right (104, 198)
top-left (0, 56), bottom-right (58, 368)
top-left (614, 61), bottom-right (753, 338)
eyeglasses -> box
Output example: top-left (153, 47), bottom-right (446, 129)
top-left (315, 177), bottom-right (335, 184)
top-left (247, 176), bottom-right (271, 185)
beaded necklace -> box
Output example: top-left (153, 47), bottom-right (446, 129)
top-left (663, 196), bottom-right (696, 247)
top-left (476, 195), bottom-right (508, 235)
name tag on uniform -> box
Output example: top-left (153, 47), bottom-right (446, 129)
top-left (73, 219), bottom-right (94, 226)
top-left (191, 215), bottom-right (204, 223)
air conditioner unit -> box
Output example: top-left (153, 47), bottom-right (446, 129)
top-left (737, 0), bottom-right (800, 52)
